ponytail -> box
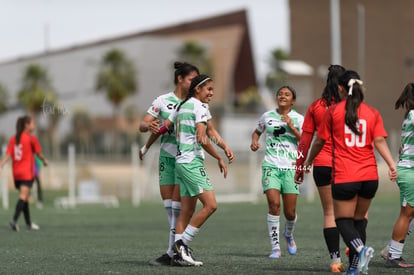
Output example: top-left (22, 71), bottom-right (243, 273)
top-left (321, 64), bottom-right (345, 107)
top-left (16, 115), bottom-right (31, 144)
top-left (338, 70), bottom-right (364, 135)
top-left (395, 83), bottom-right (414, 118)
top-left (176, 74), bottom-right (211, 112)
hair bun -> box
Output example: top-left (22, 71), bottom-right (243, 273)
top-left (174, 61), bottom-right (184, 69)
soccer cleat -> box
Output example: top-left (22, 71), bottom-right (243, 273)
top-left (385, 257), bottom-right (414, 268)
top-left (283, 232), bottom-right (297, 255)
top-left (10, 221), bottom-right (19, 232)
top-left (380, 244), bottom-right (389, 260)
top-left (172, 240), bottom-right (203, 266)
top-left (330, 262), bottom-right (345, 273)
top-left (268, 249), bottom-right (281, 259)
top-left (148, 253), bottom-right (171, 266)
top-left (344, 268), bottom-right (358, 275)
top-left (27, 223), bottom-right (40, 230)
top-left (357, 246), bottom-right (374, 274)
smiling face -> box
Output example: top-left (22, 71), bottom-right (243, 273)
top-left (276, 87), bottom-right (295, 108)
top-left (195, 80), bottom-right (214, 103)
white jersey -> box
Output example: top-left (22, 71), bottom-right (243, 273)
top-left (398, 110), bottom-right (414, 168)
top-left (169, 97), bottom-right (210, 163)
top-left (256, 109), bottom-right (304, 169)
top-left (147, 92), bottom-right (181, 158)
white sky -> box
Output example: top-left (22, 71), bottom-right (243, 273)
top-left (0, 0), bottom-right (289, 78)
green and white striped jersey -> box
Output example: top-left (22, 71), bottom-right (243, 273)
top-left (256, 109), bottom-right (304, 169)
top-left (169, 97), bottom-right (210, 163)
top-left (147, 92), bottom-right (181, 158)
top-left (398, 110), bottom-right (414, 168)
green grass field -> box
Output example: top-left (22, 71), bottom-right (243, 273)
top-left (0, 191), bottom-right (413, 274)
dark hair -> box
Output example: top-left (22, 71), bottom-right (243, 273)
top-left (174, 62), bottom-right (199, 84)
top-left (395, 83), bottom-right (414, 118)
top-left (321, 64), bottom-right (346, 107)
top-left (176, 74), bottom-right (212, 112)
top-left (16, 115), bottom-right (32, 144)
top-left (338, 70), bottom-right (364, 135)
top-left (276, 85), bottom-right (296, 99)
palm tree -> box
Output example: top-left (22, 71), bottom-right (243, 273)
top-left (95, 48), bottom-right (137, 155)
top-left (96, 48), bottom-right (137, 114)
top-left (0, 83), bottom-right (8, 114)
top-left (178, 40), bottom-right (212, 75)
top-left (265, 48), bottom-right (289, 92)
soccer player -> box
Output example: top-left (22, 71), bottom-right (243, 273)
top-left (383, 83), bottom-right (414, 268)
top-left (250, 86), bottom-right (304, 259)
top-left (303, 70), bottom-right (397, 274)
top-left (157, 74), bottom-right (230, 266)
top-left (139, 63), bottom-right (233, 266)
top-left (294, 64), bottom-right (346, 273)
top-left (0, 115), bottom-right (48, 231)
top-left (139, 62), bottom-right (198, 266)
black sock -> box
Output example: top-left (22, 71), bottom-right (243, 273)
top-left (354, 219), bottom-right (368, 244)
top-left (324, 227), bottom-right (341, 260)
top-left (336, 218), bottom-right (364, 261)
top-left (23, 201), bottom-right (31, 226)
top-left (13, 199), bottom-right (25, 222)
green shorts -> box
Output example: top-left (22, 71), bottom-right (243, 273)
top-left (397, 166), bottom-right (414, 207)
top-left (261, 166), bottom-right (299, 194)
top-left (159, 156), bottom-right (177, 186)
top-left (176, 158), bottom-right (213, 197)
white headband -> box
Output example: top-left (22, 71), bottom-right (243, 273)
top-left (347, 79), bottom-right (363, 96)
top-left (196, 77), bottom-right (211, 87)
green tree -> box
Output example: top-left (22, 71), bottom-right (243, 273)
top-left (96, 48), bottom-right (137, 114)
top-left (0, 83), bottom-right (9, 114)
top-left (265, 48), bottom-right (289, 92)
top-left (178, 40), bottom-right (212, 75)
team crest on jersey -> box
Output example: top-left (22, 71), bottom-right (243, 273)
top-left (152, 106), bottom-right (158, 113)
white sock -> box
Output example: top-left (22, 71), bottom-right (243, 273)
top-left (407, 219), bottom-right (414, 235)
top-left (389, 239), bottom-right (404, 260)
top-left (175, 234), bottom-right (183, 242)
top-left (284, 214), bottom-right (297, 237)
top-left (182, 224), bottom-right (199, 246)
top-left (267, 213), bottom-right (280, 250)
top-left (167, 201), bottom-right (181, 257)
top-left (163, 199), bottom-right (173, 255)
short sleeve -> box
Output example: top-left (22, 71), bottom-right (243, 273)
top-left (195, 104), bottom-right (209, 124)
top-left (6, 137), bottom-right (14, 156)
top-left (256, 113), bottom-right (266, 133)
top-left (147, 97), bottom-right (161, 118)
top-left (372, 110), bottom-right (387, 139)
top-left (31, 136), bottom-right (42, 153)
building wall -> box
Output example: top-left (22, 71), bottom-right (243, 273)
top-left (289, 0), bottom-right (414, 154)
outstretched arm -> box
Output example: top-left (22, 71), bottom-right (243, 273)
top-left (206, 120), bottom-right (234, 164)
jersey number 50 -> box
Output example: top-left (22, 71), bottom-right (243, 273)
top-left (344, 119), bottom-right (367, 147)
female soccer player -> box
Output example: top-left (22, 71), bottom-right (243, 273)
top-left (139, 63), bottom-right (233, 266)
top-left (303, 70), bottom-right (397, 274)
top-left (157, 74), bottom-right (230, 266)
top-left (294, 64), bottom-right (346, 272)
top-left (139, 62), bottom-right (199, 266)
top-left (250, 86), bottom-right (304, 259)
top-left (383, 83), bottom-right (414, 268)
top-left (0, 115), bottom-right (48, 231)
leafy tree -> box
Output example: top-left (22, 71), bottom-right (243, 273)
top-left (96, 48), bottom-right (137, 114)
top-left (178, 40), bottom-right (212, 75)
top-left (265, 48), bottom-right (289, 92)
top-left (235, 86), bottom-right (262, 113)
top-left (0, 83), bottom-right (8, 114)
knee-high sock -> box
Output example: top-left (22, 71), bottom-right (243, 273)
top-left (267, 214), bottom-right (280, 250)
top-left (13, 199), bottom-right (25, 223)
top-left (336, 218), bottom-right (364, 270)
top-left (163, 199), bottom-right (172, 254)
top-left (284, 214), bottom-right (297, 237)
top-left (182, 224), bottom-right (199, 246)
top-left (168, 201), bottom-right (181, 257)
top-left (23, 201), bottom-right (31, 226)
top-left (323, 227), bottom-right (341, 261)
top-left (354, 219), bottom-right (368, 244)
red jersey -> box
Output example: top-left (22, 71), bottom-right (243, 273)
top-left (318, 101), bottom-right (387, 184)
top-left (301, 98), bottom-right (333, 167)
top-left (6, 132), bottom-right (41, 181)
